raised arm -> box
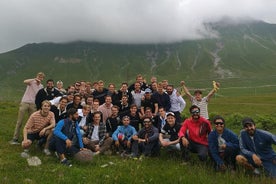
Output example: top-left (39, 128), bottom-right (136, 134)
top-left (180, 81), bottom-right (193, 99)
top-left (206, 81), bottom-right (220, 101)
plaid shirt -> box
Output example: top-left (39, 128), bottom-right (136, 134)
top-left (85, 122), bottom-right (107, 146)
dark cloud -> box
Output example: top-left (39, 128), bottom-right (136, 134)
top-left (0, 0), bottom-right (276, 53)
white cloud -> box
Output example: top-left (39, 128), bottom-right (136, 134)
top-left (0, 0), bottom-right (276, 53)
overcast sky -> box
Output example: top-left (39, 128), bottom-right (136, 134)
top-left (0, 0), bottom-right (276, 53)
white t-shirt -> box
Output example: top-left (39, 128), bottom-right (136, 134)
top-left (91, 125), bottom-right (99, 141)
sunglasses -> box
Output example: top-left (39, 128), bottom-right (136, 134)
top-left (143, 120), bottom-right (151, 123)
top-left (191, 110), bottom-right (200, 114)
top-left (215, 122), bottom-right (224, 126)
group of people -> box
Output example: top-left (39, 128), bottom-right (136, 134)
top-left (9, 72), bottom-right (276, 178)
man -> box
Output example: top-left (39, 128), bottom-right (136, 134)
top-left (66, 94), bottom-right (83, 111)
top-left (155, 107), bottom-right (167, 132)
top-left (118, 94), bottom-right (131, 117)
top-left (178, 105), bottom-right (211, 162)
top-left (236, 117), bottom-right (276, 177)
top-left (166, 84), bottom-right (186, 124)
top-left (117, 82), bottom-right (133, 106)
top-left (208, 115), bottom-right (239, 172)
top-left (159, 112), bottom-right (181, 153)
top-left (35, 79), bottom-right (62, 109)
top-left (131, 82), bottom-right (145, 110)
top-left (21, 100), bottom-right (55, 157)
top-left (127, 104), bottom-right (142, 132)
top-left (10, 72), bottom-right (45, 145)
top-left (77, 104), bottom-right (91, 135)
top-left (140, 88), bottom-right (158, 117)
top-left (106, 105), bottom-right (121, 137)
top-left (98, 95), bottom-right (113, 123)
top-left (92, 80), bottom-right (108, 105)
top-left (82, 111), bottom-right (113, 155)
top-left (152, 82), bottom-right (171, 112)
top-left (50, 96), bottom-right (68, 123)
top-left (50, 108), bottom-right (85, 167)
top-left (181, 80), bottom-right (220, 119)
top-left (107, 83), bottom-right (120, 106)
top-left (112, 115), bottom-right (137, 155)
top-left (132, 117), bottom-right (160, 157)
top-left (128, 74), bottom-right (148, 92)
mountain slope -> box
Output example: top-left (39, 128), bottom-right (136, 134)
top-left (0, 20), bottom-right (276, 100)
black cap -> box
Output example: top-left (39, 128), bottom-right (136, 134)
top-left (242, 117), bottom-right (255, 127)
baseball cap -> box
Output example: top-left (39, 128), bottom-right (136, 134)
top-left (166, 112), bottom-right (175, 117)
top-left (145, 88), bottom-right (152, 93)
top-left (242, 117), bottom-right (255, 127)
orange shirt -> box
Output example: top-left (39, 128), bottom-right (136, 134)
top-left (25, 110), bottom-right (55, 133)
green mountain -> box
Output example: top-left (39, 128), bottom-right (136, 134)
top-left (1, 20), bottom-right (276, 100)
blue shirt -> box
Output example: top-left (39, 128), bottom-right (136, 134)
top-left (239, 129), bottom-right (276, 161)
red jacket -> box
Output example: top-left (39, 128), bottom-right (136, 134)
top-left (178, 117), bottom-right (211, 146)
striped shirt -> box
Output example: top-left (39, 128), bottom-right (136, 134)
top-left (25, 110), bottom-right (55, 133)
top-left (191, 96), bottom-right (209, 119)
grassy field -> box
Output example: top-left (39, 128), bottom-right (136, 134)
top-left (1, 93), bottom-right (276, 183)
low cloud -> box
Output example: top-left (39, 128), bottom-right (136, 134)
top-left (0, 0), bottom-right (276, 53)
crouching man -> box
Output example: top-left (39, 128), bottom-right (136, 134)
top-left (21, 100), bottom-right (55, 157)
top-left (159, 112), bottom-right (181, 153)
top-left (236, 117), bottom-right (276, 178)
top-left (82, 111), bottom-right (113, 155)
top-left (112, 115), bottom-right (137, 156)
top-left (49, 108), bottom-right (85, 167)
top-left (132, 117), bottom-right (160, 158)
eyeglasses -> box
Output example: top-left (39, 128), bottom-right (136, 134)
top-left (215, 122), bottom-right (224, 126)
top-left (143, 120), bottom-right (151, 123)
top-left (191, 110), bottom-right (200, 114)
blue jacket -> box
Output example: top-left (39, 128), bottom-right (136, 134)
top-left (112, 125), bottom-right (137, 141)
top-left (208, 128), bottom-right (239, 165)
top-left (54, 118), bottom-right (84, 148)
top-left (239, 129), bottom-right (276, 161)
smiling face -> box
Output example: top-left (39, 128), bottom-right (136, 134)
top-left (214, 119), bottom-right (225, 133)
top-left (244, 123), bottom-right (256, 136)
top-left (190, 107), bottom-right (200, 120)
top-left (166, 115), bottom-right (175, 126)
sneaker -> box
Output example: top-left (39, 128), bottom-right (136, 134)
top-left (253, 168), bottom-right (260, 175)
top-left (9, 139), bottom-right (20, 145)
top-left (61, 158), bottom-right (72, 167)
top-left (21, 149), bottom-right (30, 158)
top-left (43, 149), bottom-right (51, 156)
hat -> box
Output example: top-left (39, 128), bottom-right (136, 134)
top-left (166, 112), bottom-right (175, 117)
top-left (242, 117), bottom-right (255, 127)
top-left (145, 88), bottom-right (152, 93)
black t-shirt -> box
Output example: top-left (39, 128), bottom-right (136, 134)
top-left (141, 97), bottom-right (158, 113)
top-left (161, 123), bottom-right (181, 141)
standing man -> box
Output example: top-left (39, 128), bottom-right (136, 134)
top-left (166, 84), bottom-right (186, 124)
top-left (181, 81), bottom-right (220, 119)
top-left (178, 105), bottom-right (211, 162)
top-left (236, 117), bottom-right (276, 177)
top-left (98, 95), bottom-right (113, 123)
top-left (21, 100), bottom-right (55, 157)
top-left (35, 79), bottom-right (62, 110)
top-left (152, 82), bottom-right (171, 112)
top-left (10, 72), bottom-right (45, 145)
top-left (208, 115), bottom-right (239, 172)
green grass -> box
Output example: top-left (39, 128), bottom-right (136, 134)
top-left (1, 94), bottom-right (276, 183)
